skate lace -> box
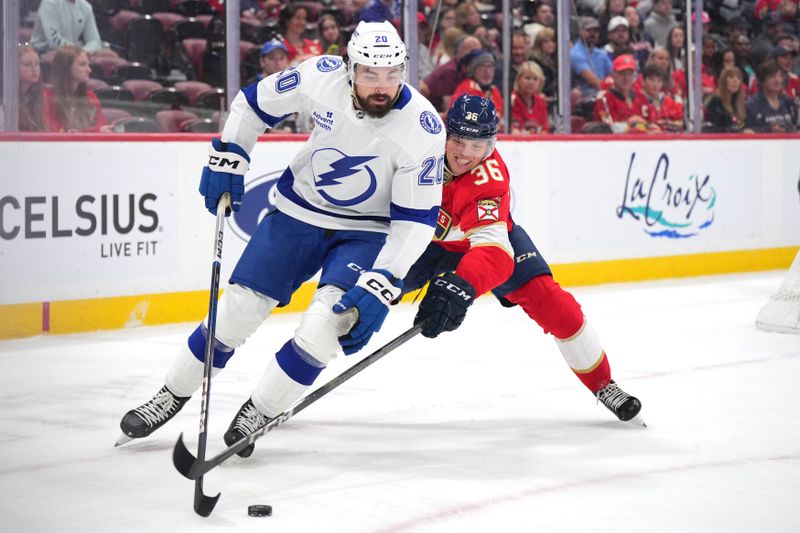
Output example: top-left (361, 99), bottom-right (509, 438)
top-left (234, 403), bottom-right (267, 434)
top-left (596, 382), bottom-right (629, 411)
top-left (135, 388), bottom-right (179, 428)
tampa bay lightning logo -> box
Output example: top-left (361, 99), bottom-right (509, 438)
top-left (419, 111), bottom-right (442, 134)
top-left (229, 171), bottom-right (281, 242)
top-left (311, 148), bottom-right (378, 207)
top-left (316, 56), bottom-right (343, 72)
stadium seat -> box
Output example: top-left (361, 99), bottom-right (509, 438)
top-left (570, 116), bottom-right (586, 134)
top-left (110, 62), bottom-right (153, 82)
top-left (181, 38), bottom-right (207, 81)
top-left (175, 0), bottom-right (213, 17)
top-left (155, 109), bottom-right (199, 132)
top-left (193, 88), bottom-right (225, 110)
top-left (151, 11), bottom-right (185, 31)
top-left (172, 18), bottom-right (208, 41)
top-left (102, 108), bottom-right (133, 123)
top-left (110, 9), bottom-right (141, 32)
top-left (125, 15), bottom-right (165, 69)
top-left (240, 41), bottom-right (258, 63)
top-left (121, 79), bottom-right (164, 101)
top-left (255, 22), bottom-right (280, 44)
top-left (180, 117), bottom-right (219, 133)
top-left (87, 78), bottom-right (110, 92)
top-left (95, 86), bottom-right (136, 108)
top-left (90, 55), bottom-right (128, 80)
top-left (147, 87), bottom-right (190, 107)
top-left (112, 116), bottom-right (161, 132)
top-left (174, 80), bottom-right (212, 104)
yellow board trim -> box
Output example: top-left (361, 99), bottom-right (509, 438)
top-left (1, 246), bottom-right (796, 340)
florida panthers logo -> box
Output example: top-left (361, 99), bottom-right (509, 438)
top-left (311, 148), bottom-right (378, 207)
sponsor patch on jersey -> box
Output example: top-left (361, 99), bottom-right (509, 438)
top-left (434, 209), bottom-right (452, 240)
top-left (312, 110), bottom-right (335, 131)
top-left (316, 56), bottom-right (343, 72)
top-left (419, 111), bottom-right (442, 134)
top-left (476, 198), bottom-right (500, 222)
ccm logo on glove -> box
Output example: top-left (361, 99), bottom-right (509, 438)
top-left (431, 277), bottom-right (474, 302)
top-left (365, 278), bottom-right (397, 304)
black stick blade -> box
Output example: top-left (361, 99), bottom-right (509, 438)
top-left (172, 433), bottom-right (199, 479)
top-left (193, 479), bottom-right (220, 517)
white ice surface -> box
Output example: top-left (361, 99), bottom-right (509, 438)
top-left (1, 272), bottom-right (799, 533)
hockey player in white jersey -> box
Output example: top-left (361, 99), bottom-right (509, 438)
top-left (118, 21), bottom-right (446, 456)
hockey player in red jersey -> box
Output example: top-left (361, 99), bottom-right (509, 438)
top-left (406, 94), bottom-right (644, 423)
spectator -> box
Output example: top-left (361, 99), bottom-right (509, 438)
top-left (359, 0), bottom-right (394, 23)
top-left (705, 66), bottom-right (751, 132)
top-left (643, 0), bottom-right (678, 48)
top-left (605, 17), bottom-right (635, 66)
top-left (640, 63), bottom-right (684, 131)
top-left (746, 59), bottom-right (798, 131)
top-left (750, 11), bottom-right (784, 65)
top-left (532, 27), bottom-right (558, 98)
top-left (771, 45), bottom-right (800, 102)
top-left (420, 34), bottom-right (481, 112)
top-left (416, 12), bottom-right (436, 80)
top-left (451, 50), bottom-right (504, 121)
top-left (712, 48), bottom-right (741, 79)
top-left (666, 26), bottom-right (686, 71)
top-left (18, 45), bottom-right (46, 131)
top-left (30, 0), bottom-right (103, 54)
top-left (598, 0), bottom-right (627, 44)
top-left (510, 32), bottom-right (532, 88)
top-left (647, 47), bottom-right (681, 98)
top-left (703, 35), bottom-right (719, 72)
top-left (279, 4), bottom-right (323, 63)
top-left (246, 40), bottom-right (289, 85)
top-left (510, 61), bottom-right (550, 134)
top-left (733, 34), bottom-right (758, 89)
top-left (571, 17), bottom-right (613, 100)
top-left (42, 45), bottom-right (109, 132)
top-left (429, 6), bottom-right (457, 63)
top-left (774, 34), bottom-right (800, 75)
top-left (523, 1), bottom-right (556, 43)
top-left (318, 14), bottom-right (347, 56)
top-left (594, 54), bottom-right (651, 132)
top-left (432, 27), bottom-right (464, 67)
top-left (625, 6), bottom-right (654, 68)
top-left (454, 1), bottom-right (482, 34)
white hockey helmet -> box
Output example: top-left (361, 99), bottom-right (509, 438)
top-left (347, 21), bottom-right (407, 86)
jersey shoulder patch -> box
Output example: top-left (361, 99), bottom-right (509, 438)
top-left (316, 56), bottom-right (343, 72)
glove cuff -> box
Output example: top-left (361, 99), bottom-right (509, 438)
top-left (356, 270), bottom-right (403, 306)
top-left (208, 139), bottom-right (250, 175)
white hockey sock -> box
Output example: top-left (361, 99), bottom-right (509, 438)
top-left (251, 355), bottom-right (310, 418)
top-left (165, 345), bottom-right (220, 398)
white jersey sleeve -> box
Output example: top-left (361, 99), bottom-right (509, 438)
top-left (221, 56), bottom-right (328, 152)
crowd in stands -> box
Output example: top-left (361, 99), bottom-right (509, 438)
top-left (13, 0), bottom-right (800, 134)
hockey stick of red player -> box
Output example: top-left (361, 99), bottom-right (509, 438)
top-left (191, 193), bottom-right (230, 518)
top-left (172, 324), bottom-right (423, 480)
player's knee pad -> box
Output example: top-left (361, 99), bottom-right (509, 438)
top-left (214, 283), bottom-right (278, 348)
top-left (555, 319), bottom-right (605, 373)
top-left (506, 275), bottom-right (583, 339)
top-left (294, 284), bottom-right (357, 364)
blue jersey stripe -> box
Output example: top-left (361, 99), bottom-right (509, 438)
top-left (392, 85), bottom-right (412, 110)
top-left (277, 168), bottom-right (392, 224)
top-left (241, 82), bottom-right (291, 127)
top-left (390, 203), bottom-right (439, 227)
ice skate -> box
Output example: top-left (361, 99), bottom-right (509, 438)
top-left (224, 398), bottom-right (271, 458)
top-left (116, 385), bottom-right (190, 445)
top-left (596, 380), bottom-right (646, 426)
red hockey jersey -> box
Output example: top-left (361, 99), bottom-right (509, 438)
top-left (434, 149), bottom-right (515, 295)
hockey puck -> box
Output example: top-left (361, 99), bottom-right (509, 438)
top-left (248, 504), bottom-right (272, 517)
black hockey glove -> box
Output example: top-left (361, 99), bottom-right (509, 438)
top-left (414, 272), bottom-right (477, 339)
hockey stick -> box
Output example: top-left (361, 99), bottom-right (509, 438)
top-left (173, 324), bottom-right (423, 480)
top-left (191, 193), bottom-right (229, 518)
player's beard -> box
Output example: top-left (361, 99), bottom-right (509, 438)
top-left (354, 89), bottom-right (398, 119)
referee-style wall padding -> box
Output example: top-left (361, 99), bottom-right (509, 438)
top-left (1, 133), bottom-right (798, 338)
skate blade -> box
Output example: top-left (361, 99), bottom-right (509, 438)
top-left (625, 413), bottom-right (647, 427)
top-left (114, 433), bottom-right (134, 447)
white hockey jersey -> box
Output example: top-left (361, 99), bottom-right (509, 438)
top-left (221, 55), bottom-right (446, 279)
